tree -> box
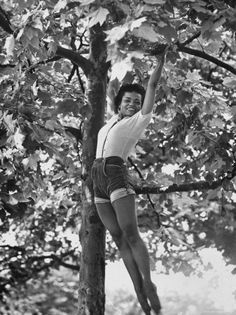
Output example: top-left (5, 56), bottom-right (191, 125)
top-left (0, 0), bottom-right (236, 314)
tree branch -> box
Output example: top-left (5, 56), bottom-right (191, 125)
top-left (134, 161), bottom-right (236, 195)
top-left (0, 245), bottom-right (25, 251)
top-left (76, 67), bottom-right (85, 94)
top-left (0, 254), bottom-right (80, 296)
top-left (55, 46), bottom-right (93, 77)
top-left (180, 31), bottom-right (201, 46)
top-left (28, 253), bottom-right (80, 271)
top-left (68, 64), bottom-right (77, 82)
top-left (0, 64), bottom-right (15, 69)
top-left (176, 43), bottom-right (236, 75)
top-left (52, 256), bottom-right (80, 271)
top-left (134, 178), bottom-right (222, 195)
top-left (0, 246), bottom-right (80, 272)
top-left (0, 6), bottom-right (13, 34)
top-left (149, 27), bottom-right (236, 75)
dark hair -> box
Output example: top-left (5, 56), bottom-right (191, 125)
top-left (114, 84), bottom-right (146, 113)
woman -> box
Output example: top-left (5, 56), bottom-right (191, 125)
top-left (91, 51), bottom-right (166, 315)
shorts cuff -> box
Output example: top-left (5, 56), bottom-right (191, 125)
top-left (110, 188), bottom-right (135, 203)
top-left (95, 197), bottom-right (110, 204)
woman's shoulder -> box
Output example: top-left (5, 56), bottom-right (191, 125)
top-left (99, 114), bottom-right (119, 132)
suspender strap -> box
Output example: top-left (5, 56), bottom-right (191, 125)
top-left (101, 120), bottom-right (118, 157)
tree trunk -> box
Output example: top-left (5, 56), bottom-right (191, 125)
top-left (78, 24), bottom-right (108, 315)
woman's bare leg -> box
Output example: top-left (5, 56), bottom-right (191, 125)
top-left (96, 202), bottom-right (151, 314)
top-left (112, 195), bottom-right (161, 314)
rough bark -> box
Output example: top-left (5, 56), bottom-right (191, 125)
top-left (78, 24), bottom-right (107, 315)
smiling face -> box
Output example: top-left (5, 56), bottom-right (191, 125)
top-left (119, 92), bottom-right (142, 117)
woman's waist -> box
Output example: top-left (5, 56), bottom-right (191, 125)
top-left (94, 156), bottom-right (125, 166)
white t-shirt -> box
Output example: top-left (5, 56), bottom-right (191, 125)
top-left (96, 110), bottom-right (152, 160)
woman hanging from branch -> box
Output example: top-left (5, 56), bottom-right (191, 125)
top-left (91, 48), bottom-right (168, 315)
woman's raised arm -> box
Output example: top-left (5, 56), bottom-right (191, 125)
top-left (141, 48), bottom-right (168, 115)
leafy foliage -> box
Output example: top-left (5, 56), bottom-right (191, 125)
top-left (0, 0), bottom-right (236, 311)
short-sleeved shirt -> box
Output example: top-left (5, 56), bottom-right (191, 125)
top-left (96, 110), bottom-right (152, 160)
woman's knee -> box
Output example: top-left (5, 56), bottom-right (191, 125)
top-left (110, 229), bottom-right (123, 246)
top-left (122, 224), bottom-right (140, 245)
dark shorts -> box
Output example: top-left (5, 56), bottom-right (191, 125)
top-left (91, 156), bottom-right (135, 204)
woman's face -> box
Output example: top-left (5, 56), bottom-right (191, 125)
top-left (119, 92), bottom-right (142, 117)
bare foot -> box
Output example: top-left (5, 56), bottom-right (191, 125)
top-left (144, 281), bottom-right (162, 315)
